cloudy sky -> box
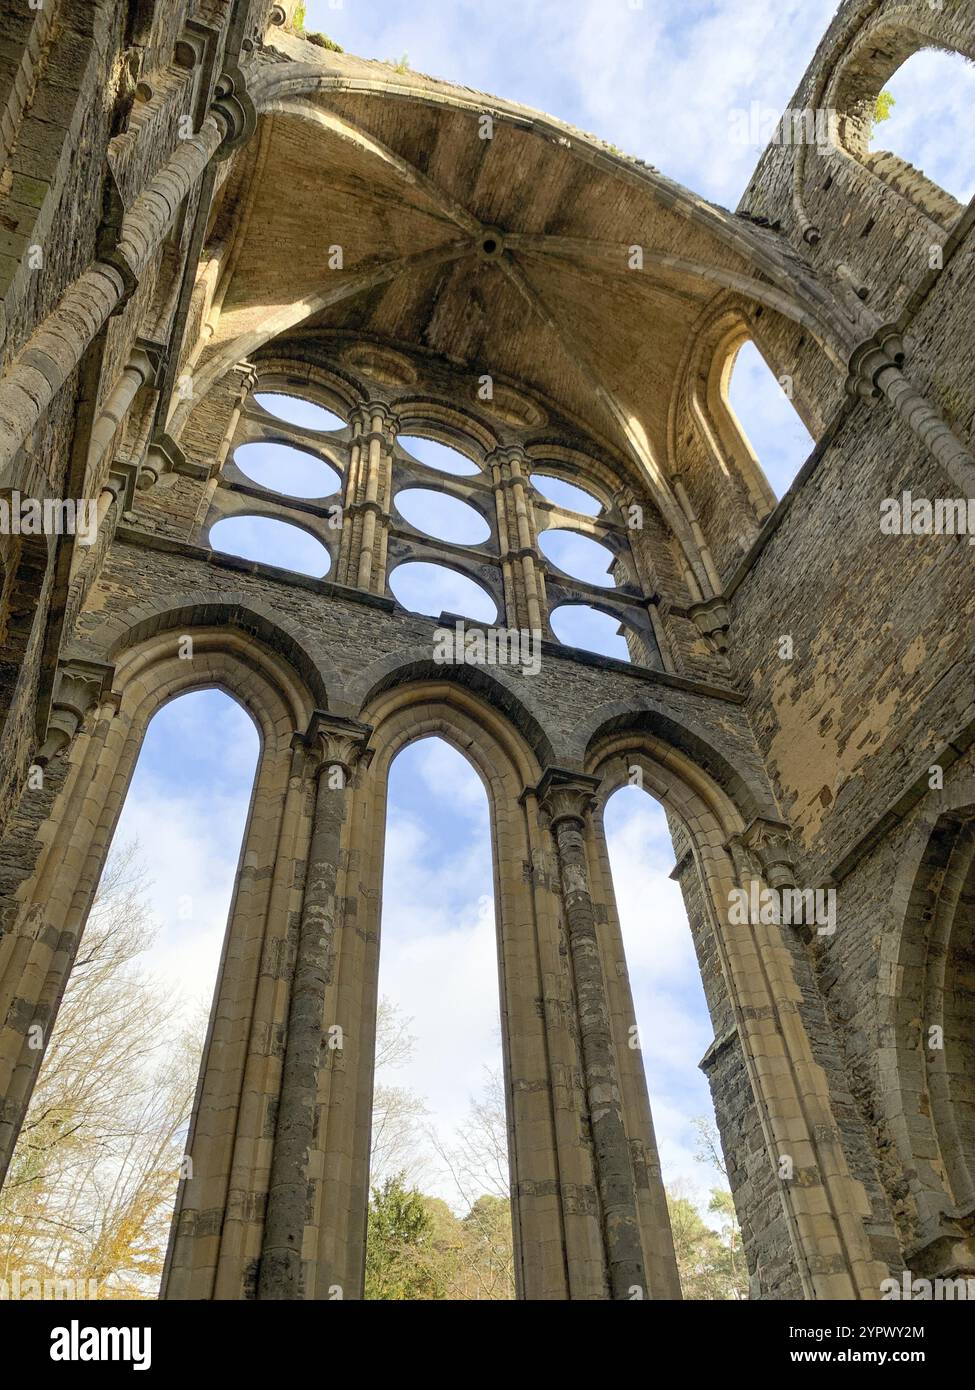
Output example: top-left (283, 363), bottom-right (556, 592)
top-left (84, 3), bottom-right (975, 1231)
top-left (299, 0), bottom-right (975, 207)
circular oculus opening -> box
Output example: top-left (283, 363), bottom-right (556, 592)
top-left (395, 488), bottom-right (490, 545)
top-left (210, 516), bottom-right (330, 578)
top-left (252, 392), bottom-right (345, 433)
top-left (539, 529), bottom-right (618, 587)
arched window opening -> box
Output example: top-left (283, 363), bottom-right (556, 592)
top-left (550, 604), bottom-right (631, 662)
top-left (530, 474), bottom-right (603, 516)
top-left (727, 341), bottom-right (815, 500)
top-left (209, 516), bottom-right (330, 577)
top-left (867, 50), bottom-right (975, 209)
top-left (897, 814), bottom-right (975, 1220)
top-left (0, 691), bottom-right (260, 1298)
top-left (366, 736), bottom-right (514, 1300)
top-left (389, 561), bottom-right (497, 623)
top-left (252, 392), bottom-right (345, 432)
top-left (0, 530), bottom-right (49, 722)
top-left (603, 787), bottom-right (747, 1300)
top-left (233, 442), bottom-right (340, 499)
top-left (399, 435), bottom-right (481, 477)
top-left (939, 837), bottom-right (975, 1209)
top-left (394, 489), bottom-right (491, 546)
top-left (539, 529), bottom-right (618, 587)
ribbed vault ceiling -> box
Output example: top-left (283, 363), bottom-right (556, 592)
top-left (197, 44), bottom-right (843, 520)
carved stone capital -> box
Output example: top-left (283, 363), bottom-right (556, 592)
top-left (211, 64), bottom-right (257, 161)
top-left (735, 816), bottom-right (797, 890)
top-left (300, 712), bottom-right (374, 781)
top-left (140, 432), bottom-right (188, 488)
top-left (846, 325), bottom-right (906, 404)
top-left (485, 445), bottom-right (530, 473)
top-left (687, 595), bottom-right (731, 655)
top-left (105, 462), bottom-right (141, 514)
top-left (132, 337), bottom-right (167, 390)
top-left (38, 660), bottom-right (116, 764)
top-left (534, 767), bottom-right (601, 830)
top-left (237, 360), bottom-right (260, 397)
top-left (351, 401), bottom-right (399, 436)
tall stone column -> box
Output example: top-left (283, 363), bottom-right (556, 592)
top-left (257, 712), bottom-right (372, 1300)
top-left (341, 402), bottom-right (397, 595)
top-left (335, 408), bottom-right (366, 587)
top-left (0, 660), bottom-right (117, 1181)
top-left (191, 363), bottom-right (259, 531)
top-left (536, 767), bottom-right (647, 1299)
top-left (847, 326), bottom-right (975, 497)
top-left (488, 446), bottom-right (545, 632)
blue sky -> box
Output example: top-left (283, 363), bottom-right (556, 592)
top-left (69, 5), bottom-right (975, 1235)
top-left (106, 691), bottom-right (260, 1026)
top-left (114, 700), bottom-right (723, 1213)
top-left (302, 0), bottom-right (840, 206)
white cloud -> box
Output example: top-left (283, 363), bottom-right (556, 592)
top-left (872, 49), bottom-right (975, 205)
top-left (306, 0), bottom-right (838, 203)
top-left (110, 779), bottom-right (251, 1022)
top-left (605, 790), bottom-right (721, 1201)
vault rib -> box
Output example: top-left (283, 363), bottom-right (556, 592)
top-left (500, 251), bottom-right (714, 599)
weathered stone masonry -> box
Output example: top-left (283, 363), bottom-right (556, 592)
top-left (0, 0), bottom-right (972, 1298)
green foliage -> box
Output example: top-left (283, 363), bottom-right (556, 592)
top-left (307, 32), bottom-right (344, 52)
top-left (873, 90), bottom-right (896, 126)
top-left (666, 1188), bottom-right (748, 1299)
top-left (292, 1), bottom-right (306, 33)
top-left (384, 54), bottom-right (411, 74)
top-left (364, 1174), bottom-right (446, 1300)
top-left (364, 1178), bottom-right (514, 1300)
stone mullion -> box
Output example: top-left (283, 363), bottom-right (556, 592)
top-left (345, 743), bottom-right (393, 1299)
top-left (585, 809), bottom-right (682, 1298)
top-left (699, 834), bottom-right (828, 1296)
top-left (310, 733), bottom-right (382, 1297)
top-left (519, 785), bottom-right (608, 1299)
top-left (336, 416), bottom-right (365, 587)
top-left (537, 768), bottom-right (648, 1299)
top-left (162, 686), bottom-right (300, 1298)
top-left (354, 403), bottom-right (396, 595)
top-left (302, 763), bottom-right (358, 1296)
top-left (258, 714), bottom-right (371, 1300)
top-left (375, 434), bottom-right (394, 592)
top-left (511, 455), bottom-right (545, 635)
top-left (491, 457), bottom-right (519, 626)
top-left (613, 484), bottom-right (679, 672)
top-left (191, 363), bottom-right (259, 531)
top-left (205, 741), bottom-right (306, 1299)
top-left (0, 709), bottom-right (106, 1015)
top-left (489, 447), bottom-right (545, 633)
top-left (492, 778), bottom-right (570, 1300)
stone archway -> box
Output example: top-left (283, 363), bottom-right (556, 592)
top-left (881, 797), bottom-right (975, 1278)
top-left (318, 679), bottom-right (618, 1301)
top-left (584, 726), bottom-right (890, 1300)
top-left (0, 621), bottom-right (321, 1304)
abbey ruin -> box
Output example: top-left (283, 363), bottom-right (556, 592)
top-left (0, 0), bottom-right (973, 1300)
